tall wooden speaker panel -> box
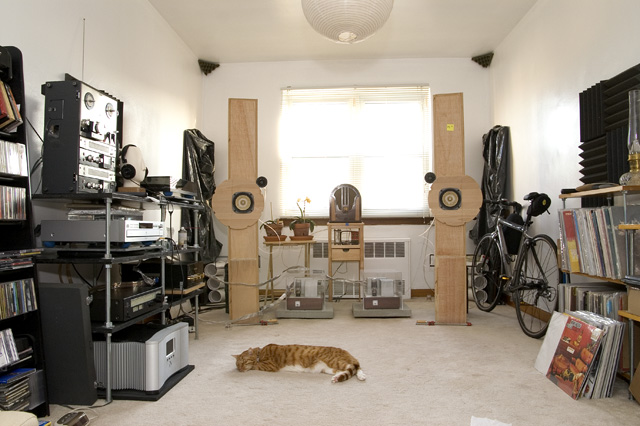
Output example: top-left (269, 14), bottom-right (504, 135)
top-left (428, 93), bottom-right (481, 325)
top-left (212, 99), bottom-right (263, 321)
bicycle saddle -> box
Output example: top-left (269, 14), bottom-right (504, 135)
top-left (523, 192), bottom-right (540, 201)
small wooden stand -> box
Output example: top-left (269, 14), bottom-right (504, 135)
top-left (327, 222), bottom-right (364, 301)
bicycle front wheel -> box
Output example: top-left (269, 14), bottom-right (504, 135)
top-left (513, 234), bottom-right (558, 338)
top-left (471, 234), bottom-right (504, 312)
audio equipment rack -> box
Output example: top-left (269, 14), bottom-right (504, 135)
top-left (33, 192), bottom-right (204, 403)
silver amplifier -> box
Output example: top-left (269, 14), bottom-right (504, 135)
top-left (41, 219), bottom-right (164, 244)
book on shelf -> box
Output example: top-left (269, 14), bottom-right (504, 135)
top-left (535, 311), bottom-right (624, 399)
top-left (0, 82), bottom-right (22, 133)
top-left (0, 83), bottom-right (15, 131)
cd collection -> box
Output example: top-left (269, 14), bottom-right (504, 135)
top-left (0, 367), bottom-right (35, 411)
top-left (0, 139), bottom-right (27, 177)
top-left (0, 328), bottom-right (19, 368)
top-left (0, 185), bottom-right (26, 220)
top-left (0, 278), bottom-right (37, 320)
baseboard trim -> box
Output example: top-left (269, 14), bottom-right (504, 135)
top-left (411, 289), bottom-right (434, 298)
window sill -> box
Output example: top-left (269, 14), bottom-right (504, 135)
top-left (281, 217), bottom-right (433, 226)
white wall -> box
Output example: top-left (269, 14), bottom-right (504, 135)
top-left (200, 58), bottom-right (492, 290)
top-left (491, 0), bottom-right (640, 240)
top-left (4, 0), bottom-right (201, 234)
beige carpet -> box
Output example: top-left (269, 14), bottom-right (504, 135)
top-left (44, 298), bottom-right (639, 425)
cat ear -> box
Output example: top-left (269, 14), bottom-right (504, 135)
top-left (232, 354), bottom-right (239, 359)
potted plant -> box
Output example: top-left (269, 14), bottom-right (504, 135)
top-left (289, 197), bottom-right (315, 238)
top-left (261, 219), bottom-right (285, 239)
top-left (261, 204), bottom-right (286, 241)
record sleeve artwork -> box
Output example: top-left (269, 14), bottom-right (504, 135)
top-left (428, 93), bottom-right (482, 325)
top-left (211, 99), bottom-right (263, 321)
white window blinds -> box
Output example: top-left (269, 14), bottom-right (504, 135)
top-left (279, 85), bottom-right (432, 218)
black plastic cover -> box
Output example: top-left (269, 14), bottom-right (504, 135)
top-left (181, 129), bottom-right (222, 262)
top-left (470, 125), bottom-right (510, 243)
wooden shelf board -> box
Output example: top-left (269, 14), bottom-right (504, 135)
top-left (165, 282), bottom-right (205, 295)
top-left (560, 269), bottom-right (625, 285)
top-left (559, 185), bottom-right (640, 199)
top-left (618, 309), bottom-right (640, 322)
top-left (619, 224), bottom-right (640, 230)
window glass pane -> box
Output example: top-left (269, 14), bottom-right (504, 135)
top-left (359, 101), bottom-right (426, 156)
top-left (280, 102), bottom-right (353, 156)
top-left (280, 86), bottom-right (431, 218)
top-left (281, 157), bottom-right (349, 216)
top-left (359, 156), bottom-right (427, 214)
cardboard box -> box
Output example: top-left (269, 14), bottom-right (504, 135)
top-left (628, 286), bottom-right (640, 316)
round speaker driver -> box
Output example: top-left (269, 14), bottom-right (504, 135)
top-left (232, 191), bottom-right (255, 213)
top-left (439, 188), bottom-right (461, 210)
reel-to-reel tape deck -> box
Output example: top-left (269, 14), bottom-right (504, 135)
top-left (41, 75), bottom-right (123, 194)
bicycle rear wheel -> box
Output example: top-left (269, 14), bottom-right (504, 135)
top-left (471, 234), bottom-right (504, 312)
top-left (513, 234), bottom-right (558, 338)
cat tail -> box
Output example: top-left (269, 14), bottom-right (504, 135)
top-left (332, 363), bottom-right (364, 383)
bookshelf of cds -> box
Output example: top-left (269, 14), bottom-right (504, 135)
top-left (0, 46), bottom-right (49, 416)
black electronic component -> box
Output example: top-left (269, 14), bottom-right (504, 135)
top-left (41, 75), bottom-right (122, 194)
top-left (38, 283), bottom-right (98, 406)
top-left (90, 284), bottom-right (164, 322)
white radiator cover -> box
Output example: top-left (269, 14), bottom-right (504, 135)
top-left (311, 238), bottom-right (411, 299)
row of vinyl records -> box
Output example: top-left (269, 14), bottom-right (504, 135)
top-left (535, 310), bottom-right (624, 399)
top-left (557, 282), bottom-right (626, 321)
top-left (557, 206), bottom-right (640, 280)
top-left (0, 278), bottom-right (37, 320)
top-left (0, 139), bottom-right (27, 177)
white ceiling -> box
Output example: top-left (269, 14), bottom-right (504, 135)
top-left (148, 0), bottom-right (537, 64)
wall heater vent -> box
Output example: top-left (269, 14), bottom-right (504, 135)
top-left (311, 238), bottom-right (411, 299)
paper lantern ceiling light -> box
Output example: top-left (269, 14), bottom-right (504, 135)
top-left (301, 0), bottom-right (394, 44)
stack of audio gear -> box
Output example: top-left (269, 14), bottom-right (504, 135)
top-left (41, 75), bottom-right (122, 194)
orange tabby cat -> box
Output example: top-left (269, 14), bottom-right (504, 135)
top-left (233, 344), bottom-right (366, 383)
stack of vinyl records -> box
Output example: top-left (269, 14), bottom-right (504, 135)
top-left (535, 311), bottom-right (624, 399)
top-left (0, 367), bottom-right (35, 411)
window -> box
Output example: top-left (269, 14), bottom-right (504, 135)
top-left (279, 85), bottom-right (432, 218)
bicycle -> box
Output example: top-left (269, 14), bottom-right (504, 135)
top-left (471, 192), bottom-right (559, 338)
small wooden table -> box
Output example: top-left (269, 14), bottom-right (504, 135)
top-left (264, 239), bottom-right (315, 304)
top-left (327, 222), bottom-right (364, 301)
